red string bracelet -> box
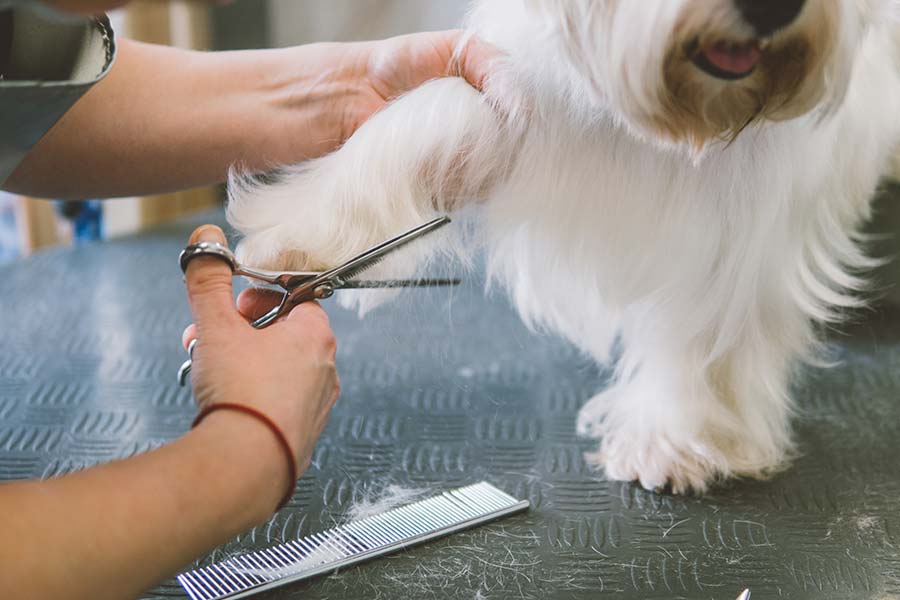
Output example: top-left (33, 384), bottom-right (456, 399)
top-left (192, 403), bottom-right (299, 511)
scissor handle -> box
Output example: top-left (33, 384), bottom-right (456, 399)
top-left (250, 282), bottom-right (337, 329)
top-left (180, 241), bottom-right (237, 274)
top-left (181, 241), bottom-right (320, 288)
top-left (179, 241), bottom-right (319, 330)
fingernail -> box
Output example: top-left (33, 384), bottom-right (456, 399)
top-left (189, 225), bottom-right (226, 245)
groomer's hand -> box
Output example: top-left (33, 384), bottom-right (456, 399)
top-left (182, 225), bottom-right (340, 482)
top-left (335, 31), bottom-right (502, 145)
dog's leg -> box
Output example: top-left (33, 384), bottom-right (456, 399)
top-left (228, 77), bottom-right (510, 313)
top-left (889, 147), bottom-right (900, 181)
top-left (579, 304), bottom-right (800, 493)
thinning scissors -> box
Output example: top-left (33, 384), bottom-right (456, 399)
top-left (177, 216), bottom-right (457, 386)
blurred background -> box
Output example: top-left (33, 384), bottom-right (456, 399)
top-left (0, 0), bottom-right (467, 263)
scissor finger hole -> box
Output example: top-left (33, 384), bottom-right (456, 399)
top-left (179, 242), bottom-right (237, 274)
top-left (237, 287), bottom-right (288, 321)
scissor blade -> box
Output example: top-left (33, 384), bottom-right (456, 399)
top-left (281, 216), bottom-right (452, 309)
top-left (325, 216), bottom-right (452, 282)
top-left (338, 278), bottom-right (461, 289)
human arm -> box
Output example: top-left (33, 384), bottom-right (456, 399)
top-left (1, 413), bottom-right (287, 599)
top-left (0, 224), bottom-right (340, 600)
top-left (3, 32), bottom-right (498, 199)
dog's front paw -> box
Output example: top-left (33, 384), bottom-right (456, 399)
top-left (578, 387), bottom-right (788, 494)
top-left (577, 388), bottom-right (714, 492)
top-left (587, 429), bottom-right (720, 494)
top-left (230, 221), bottom-right (346, 300)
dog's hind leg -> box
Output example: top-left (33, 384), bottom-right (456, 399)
top-left (888, 147), bottom-right (900, 181)
top-left (227, 77), bottom-right (512, 313)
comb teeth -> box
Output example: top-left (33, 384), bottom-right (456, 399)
top-left (177, 481), bottom-right (528, 600)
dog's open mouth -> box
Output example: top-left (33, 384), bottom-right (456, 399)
top-left (691, 39), bottom-right (763, 80)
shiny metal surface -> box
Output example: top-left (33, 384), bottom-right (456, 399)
top-left (177, 481), bottom-right (529, 600)
top-left (1, 210), bottom-right (900, 599)
top-left (177, 339), bottom-right (198, 387)
top-left (179, 241), bottom-right (238, 274)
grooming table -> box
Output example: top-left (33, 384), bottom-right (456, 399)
top-left (1, 206), bottom-right (899, 600)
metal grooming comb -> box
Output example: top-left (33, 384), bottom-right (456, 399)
top-left (177, 481), bottom-right (530, 600)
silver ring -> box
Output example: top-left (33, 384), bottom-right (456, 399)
top-left (180, 242), bottom-right (236, 274)
top-left (187, 338), bottom-right (198, 358)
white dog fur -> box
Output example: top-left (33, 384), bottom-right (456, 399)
top-left (229, 0), bottom-right (900, 493)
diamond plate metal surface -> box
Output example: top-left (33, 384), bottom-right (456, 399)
top-left (1, 206), bottom-right (900, 599)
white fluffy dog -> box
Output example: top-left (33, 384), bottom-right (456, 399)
top-left (229, 0), bottom-right (900, 493)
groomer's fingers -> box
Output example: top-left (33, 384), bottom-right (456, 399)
top-left (286, 301), bottom-right (330, 326)
top-left (451, 33), bottom-right (502, 91)
top-left (281, 302), bottom-right (336, 357)
top-left (237, 288), bottom-right (285, 321)
top-left (184, 225), bottom-right (239, 328)
top-left (182, 324), bottom-right (198, 351)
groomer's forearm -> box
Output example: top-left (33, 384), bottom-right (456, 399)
top-left (0, 412), bottom-right (285, 600)
top-left (5, 39), bottom-right (366, 199)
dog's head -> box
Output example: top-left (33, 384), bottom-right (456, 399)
top-left (531, 0), bottom-right (876, 149)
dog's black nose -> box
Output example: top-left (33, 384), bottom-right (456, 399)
top-left (735, 0), bottom-right (806, 37)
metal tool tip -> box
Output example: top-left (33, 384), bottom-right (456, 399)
top-left (736, 589), bottom-right (751, 600)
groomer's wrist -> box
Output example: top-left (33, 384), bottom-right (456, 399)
top-left (256, 42), bottom-right (371, 164)
top-left (189, 409), bottom-right (289, 525)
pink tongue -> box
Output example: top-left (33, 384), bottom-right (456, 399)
top-left (702, 41), bottom-right (762, 75)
